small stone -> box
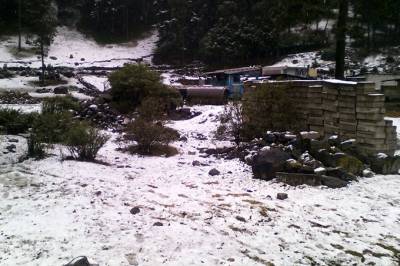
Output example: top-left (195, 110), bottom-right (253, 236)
top-left (362, 169), bottom-right (374, 178)
top-left (5, 144), bottom-right (16, 152)
top-left (69, 54), bottom-right (74, 59)
top-left (153, 222), bottom-right (163, 226)
top-left (8, 139), bottom-right (19, 143)
top-left (80, 58), bottom-right (85, 61)
top-left (277, 193), bottom-right (288, 200)
top-left (208, 168), bottom-right (220, 176)
top-left (192, 161), bottom-right (201, 166)
top-left (235, 216), bottom-right (246, 222)
top-left (130, 207), bottom-right (140, 215)
top-left (94, 191), bottom-right (102, 196)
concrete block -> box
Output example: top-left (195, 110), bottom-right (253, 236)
top-left (356, 113), bottom-right (383, 121)
top-left (356, 107), bottom-right (385, 114)
top-left (324, 87), bottom-right (339, 95)
top-left (308, 116), bottom-right (324, 125)
top-left (357, 94), bottom-right (385, 103)
top-left (339, 113), bottom-right (357, 121)
top-left (308, 109), bottom-right (324, 116)
top-left (339, 107), bottom-right (356, 114)
top-left (356, 82), bottom-right (376, 95)
top-left (339, 121), bottom-right (357, 131)
top-left (357, 101), bottom-right (385, 108)
top-left (308, 85), bottom-right (323, 93)
top-left (338, 101), bottom-right (356, 108)
top-left (309, 125), bottom-right (325, 134)
top-left (322, 93), bottom-right (338, 100)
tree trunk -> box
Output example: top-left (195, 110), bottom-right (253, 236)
top-left (18, 0), bottom-right (22, 51)
top-left (335, 0), bottom-right (349, 80)
top-left (40, 38), bottom-right (45, 85)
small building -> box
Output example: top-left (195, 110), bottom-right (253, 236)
top-left (204, 66), bottom-right (262, 97)
top-left (262, 65), bottom-right (318, 79)
top-left (351, 73), bottom-right (400, 91)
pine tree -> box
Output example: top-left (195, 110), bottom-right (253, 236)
top-left (25, 0), bottom-right (58, 84)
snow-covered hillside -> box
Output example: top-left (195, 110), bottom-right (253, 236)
top-left (0, 106), bottom-right (399, 266)
top-left (0, 27), bottom-right (158, 68)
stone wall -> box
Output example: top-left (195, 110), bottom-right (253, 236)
top-left (247, 80), bottom-right (398, 156)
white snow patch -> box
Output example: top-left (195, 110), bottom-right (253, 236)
top-left (0, 27), bottom-right (158, 68)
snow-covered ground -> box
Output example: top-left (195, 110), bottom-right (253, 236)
top-left (272, 51), bottom-right (335, 73)
top-left (0, 27), bottom-right (158, 68)
top-left (0, 106), bottom-right (399, 266)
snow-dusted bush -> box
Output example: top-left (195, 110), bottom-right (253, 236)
top-left (218, 84), bottom-right (301, 142)
top-left (0, 109), bottom-right (37, 134)
top-left (125, 119), bottom-right (179, 156)
top-left (42, 96), bottom-right (79, 114)
top-left (109, 64), bottom-right (181, 114)
top-left (64, 122), bottom-right (109, 161)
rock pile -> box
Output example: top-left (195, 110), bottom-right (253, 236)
top-left (245, 131), bottom-right (400, 188)
top-left (202, 131), bottom-right (400, 188)
top-left (78, 99), bottom-right (125, 130)
top-left (0, 92), bottom-right (41, 104)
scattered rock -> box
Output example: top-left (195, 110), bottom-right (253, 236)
top-left (65, 256), bottom-right (91, 266)
top-left (276, 172), bottom-right (322, 186)
top-left (369, 155), bottom-right (400, 175)
top-left (362, 169), bottom-right (374, 178)
top-left (320, 175), bottom-right (348, 188)
top-left (130, 207), bottom-right (140, 215)
top-left (209, 168), bottom-right (220, 176)
top-left (235, 216), bottom-right (247, 222)
top-left (192, 160), bottom-right (201, 166)
top-left (5, 144), bottom-right (16, 153)
top-left (252, 149), bottom-right (291, 180)
top-left (153, 222), bottom-right (163, 226)
top-left (336, 155), bottom-right (364, 175)
top-left (49, 56), bottom-right (57, 60)
top-left (54, 86), bottom-right (69, 94)
top-left (277, 193), bottom-right (288, 200)
top-left (300, 131), bottom-right (320, 140)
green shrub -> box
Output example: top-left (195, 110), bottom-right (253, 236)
top-left (216, 101), bottom-right (244, 144)
top-left (27, 133), bottom-right (46, 159)
top-left (219, 84), bottom-right (301, 142)
top-left (31, 112), bottom-right (74, 144)
top-left (42, 96), bottom-right (79, 114)
top-left (109, 64), bottom-right (181, 113)
top-left (125, 118), bottom-right (179, 155)
top-left (64, 122), bottom-right (109, 161)
top-left (0, 109), bottom-right (37, 134)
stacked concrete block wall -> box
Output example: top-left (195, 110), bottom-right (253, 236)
top-left (252, 80), bottom-right (398, 155)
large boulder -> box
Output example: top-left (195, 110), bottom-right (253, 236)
top-left (320, 175), bottom-right (348, 188)
top-left (369, 155), bottom-right (400, 175)
top-left (336, 155), bottom-right (364, 176)
top-left (251, 148), bottom-right (291, 180)
top-left (325, 167), bottom-right (357, 181)
top-left (276, 172), bottom-right (322, 186)
top-left (53, 86), bottom-right (69, 94)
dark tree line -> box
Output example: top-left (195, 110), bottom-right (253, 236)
top-left (1, 0), bottom-right (399, 75)
top-left (154, 0), bottom-right (400, 67)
